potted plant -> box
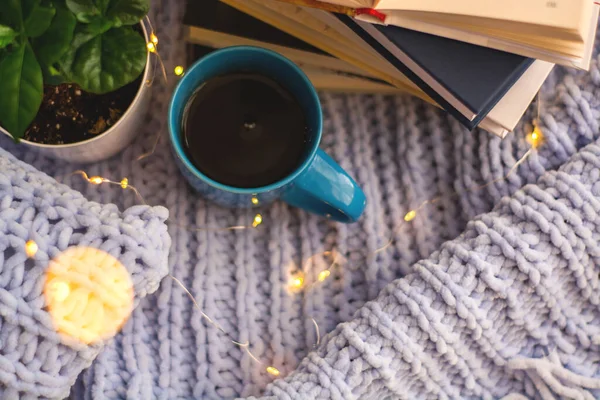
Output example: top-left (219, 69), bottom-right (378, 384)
top-left (0, 0), bottom-right (153, 163)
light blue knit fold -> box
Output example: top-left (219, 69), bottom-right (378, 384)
top-left (0, 147), bottom-right (171, 399)
top-left (253, 139), bottom-right (600, 399)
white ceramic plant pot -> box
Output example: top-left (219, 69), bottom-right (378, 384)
top-left (0, 22), bottom-right (153, 164)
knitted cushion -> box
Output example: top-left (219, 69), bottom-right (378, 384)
top-left (0, 147), bottom-right (171, 399)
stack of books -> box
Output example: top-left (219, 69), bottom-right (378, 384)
top-left (184, 0), bottom-right (599, 137)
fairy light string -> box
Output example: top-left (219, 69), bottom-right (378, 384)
top-left (56, 117), bottom-right (545, 379)
top-left (37, 122), bottom-right (545, 378)
top-left (71, 170), bottom-right (147, 205)
top-left (143, 16), bottom-right (168, 88)
top-left (169, 274), bottom-right (281, 376)
top-left (136, 129), bottom-right (162, 162)
top-left (29, 34), bottom-right (546, 379)
top-left (310, 316), bottom-right (321, 347)
top-left (17, 16), bottom-right (302, 381)
top-left (375, 138), bottom-right (539, 254)
top-left (170, 272), bottom-right (322, 375)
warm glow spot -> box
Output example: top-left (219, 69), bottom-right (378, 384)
top-left (292, 276), bottom-right (304, 288)
top-left (44, 247), bottom-right (134, 344)
top-left (527, 125), bottom-right (544, 149)
top-left (289, 272), bottom-right (305, 291)
top-left (404, 210), bottom-right (417, 222)
top-left (252, 214), bottom-right (263, 227)
top-left (251, 196), bottom-right (259, 205)
top-left (25, 240), bottom-right (38, 258)
top-left (146, 42), bottom-right (156, 53)
top-left (318, 270), bottom-right (330, 282)
top-left (150, 33), bottom-right (159, 45)
top-left (120, 178), bottom-right (129, 189)
top-left (266, 366), bottom-right (280, 376)
top-left (174, 65), bottom-right (184, 76)
top-left (89, 176), bottom-right (104, 185)
top-left (47, 281), bottom-right (70, 303)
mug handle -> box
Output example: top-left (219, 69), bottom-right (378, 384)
top-left (281, 149), bottom-right (366, 223)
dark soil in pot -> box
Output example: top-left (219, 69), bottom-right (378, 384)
top-left (23, 75), bottom-right (143, 145)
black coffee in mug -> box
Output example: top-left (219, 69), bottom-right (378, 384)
top-left (181, 72), bottom-right (309, 188)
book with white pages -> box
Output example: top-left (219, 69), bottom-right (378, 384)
top-left (223, 0), bottom-right (554, 137)
top-left (269, 0), bottom-right (599, 69)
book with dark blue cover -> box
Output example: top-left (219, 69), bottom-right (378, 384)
top-left (339, 16), bottom-right (534, 130)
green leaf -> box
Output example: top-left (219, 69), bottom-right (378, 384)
top-left (105, 0), bottom-right (148, 26)
top-left (41, 63), bottom-right (66, 85)
top-left (21, 0), bottom-right (39, 21)
top-left (96, 0), bottom-right (111, 14)
top-left (57, 24), bottom-right (106, 75)
top-left (0, 25), bottom-right (17, 49)
top-left (24, 3), bottom-right (56, 38)
top-left (0, 43), bottom-right (43, 140)
top-left (60, 26), bottom-right (146, 94)
top-left (0, 0), bottom-right (24, 32)
top-left (65, 0), bottom-right (102, 23)
top-left (32, 4), bottom-right (76, 66)
top-left (66, 0), bottom-right (148, 26)
top-left (84, 17), bottom-right (113, 36)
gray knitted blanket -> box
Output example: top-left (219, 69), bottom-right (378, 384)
top-left (3, 1), bottom-right (600, 399)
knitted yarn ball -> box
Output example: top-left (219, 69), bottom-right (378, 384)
top-left (0, 147), bottom-right (171, 399)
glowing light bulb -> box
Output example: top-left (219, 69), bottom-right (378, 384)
top-left (318, 270), bottom-right (330, 282)
top-left (251, 196), bottom-right (259, 205)
top-left (289, 272), bottom-right (305, 291)
top-left (146, 42), bottom-right (156, 53)
top-left (174, 65), bottom-right (184, 76)
top-left (44, 247), bottom-right (134, 344)
top-left (25, 240), bottom-right (38, 258)
top-left (120, 178), bottom-right (129, 189)
top-left (404, 210), bottom-right (417, 222)
top-left (527, 125), bottom-right (544, 149)
top-left (292, 276), bottom-right (304, 288)
top-left (266, 366), bottom-right (280, 376)
top-left (48, 281), bottom-right (70, 302)
top-left (89, 176), bottom-right (104, 185)
top-left (252, 214), bottom-right (263, 227)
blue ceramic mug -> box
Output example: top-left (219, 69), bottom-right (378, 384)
top-left (168, 46), bottom-right (366, 223)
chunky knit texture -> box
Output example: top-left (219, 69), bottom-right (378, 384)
top-left (0, 148), bottom-right (171, 399)
top-left (2, 0), bottom-right (600, 398)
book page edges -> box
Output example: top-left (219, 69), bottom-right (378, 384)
top-left (577, 5), bottom-right (600, 71)
top-left (216, 0), bottom-right (553, 138)
top-left (478, 119), bottom-right (509, 138)
top-left (486, 60), bottom-right (554, 133)
top-left (225, 0), bottom-right (419, 88)
top-left (379, 13), bottom-right (592, 68)
top-left (304, 68), bottom-right (403, 92)
top-left (374, 0), bottom-right (588, 37)
top-left (184, 26), bottom-right (374, 77)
